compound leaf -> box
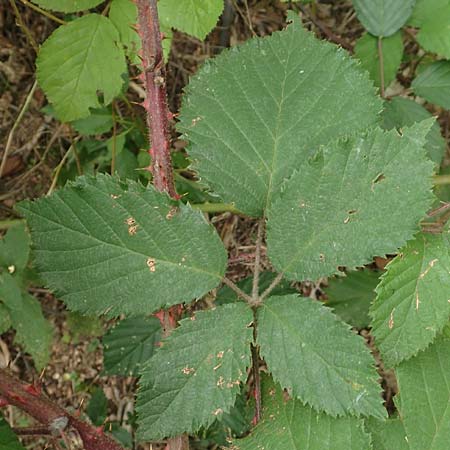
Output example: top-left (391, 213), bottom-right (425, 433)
top-left (179, 12), bottom-right (381, 217)
top-left (267, 123), bottom-right (434, 281)
top-left (412, 61), bottom-right (450, 110)
top-left (257, 295), bottom-right (385, 419)
top-left (235, 376), bottom-right (372, 450)
top-left (103, 317), bottom-right (161, 376)
top-left (370, 233), bottom-right (450, 367)
top-left (136, 303), bottom-right (253, 440)
top-left (31, 0), bottom-right (104, 12)
top-left (352, 0), bottom-right (415, 37)
top-left (382, 96), bottom-right (446, 165)
top-left (395, 337), bottom-right (450, 450)
top-left (0, 417), bottom-right (25, 450)
top-left (158, 0), bottom-right (224, 40)
top-left (37, 14), bottom-right (126, 121)
top-left (17, 174), bottom-right (227, 317)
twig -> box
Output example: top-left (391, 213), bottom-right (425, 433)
top-left (377, 36), bottom-right (385, 97)
top-left (259, 272), bottom-right (284, 303)
top-left (1, 80), bottom-right (38, 178)
top-left (13, 426), bottom-right (52, 436)
top-left (19, 0), bottom-right (66, 25)
top-left (428, 202), bottom-right (450, 217)
top-left (250, 343), bottom-right (261, 424)
top-left (221, 277), bottom-right (254, 304)
top-left (9, 0), bottom-right (38, 52)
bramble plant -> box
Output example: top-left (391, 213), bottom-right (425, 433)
top-left (3, 1), bottom-right (450, 449)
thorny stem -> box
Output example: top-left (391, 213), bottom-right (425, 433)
top-left (0, 370), bottom-right (125, 450)
top-left (377, 36), bottom-right (385, 98)
top-left (250, 342), bottom-right (262, 424)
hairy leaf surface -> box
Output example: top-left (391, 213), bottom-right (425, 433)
top-left (267, 124), bottom-right (434, 281)
top-left (0, 224), bottom-right (30, 271)
top-left (366, 418), bottom-right (409, 450)
top-left (103, 317), bottom-right (161, 376)
top-left (352, 0), bottom-right (415, 36)
top-left (17, 174), bottom-right (227, 316)
top-left (370, 233), bottom-right (450, 367)
top-left (395, 337), bottom-right (450, 450)
top-left (136, 303), bottom-right (253, 440)
top-left (31, 0), bottom-right (104, 12)
top-left (257, 295), bottom-right (385, 418)
top-left (235, 376), bottom-right (371, 450)
top-left (413, 61), bottom-right (450, 109)
top-left (179, 13), bottom-right (381, 216)
top-left (37, 14), bottom-right (126, 121)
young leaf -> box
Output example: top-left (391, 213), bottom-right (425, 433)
top-left (158, 0), bottom-right (224, 40)
top-left (352, 0), bottom-right (415, 37)
top-left (31, 0), bottom-right (104, 12)
top-left (266, 123), bottom-right (434, 282)
top-left (324, 270), bottom-right (380, 329)
top-left (17, 174), bottom-right (227, 317)
top-left (0, 224), bottom-right (30, 272)
top-left (365, 418), bottom-right (409, 450)
top-left (257, 295), bottom-right (385, 419)
top-left (395, 337), bottom-right (450, 450)
top-left (103, 317), bottom-right (161, 376)
top-left (370, 233), bottom-right (450, 367)
top-left (178, 12), bottom-right (381, 217)
top-left (37, 14), bottom-right (126, 121)
top-left (87, 387), bottom-right (108, 426)
top-left (354, 32), bottom-right (403, 89)
top-left (412, 61), bottom-right (450, 110)
top-left (382, 96), bottom-right (446, 165)
top-left (235, 376), bottom-right (371, 450)
top-left (0, 417), bottom-right (26, 450)
top-left (136, 303), bottom-right (253, 440)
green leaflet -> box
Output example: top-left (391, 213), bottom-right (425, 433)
top-left (158, 0), bottom-right (224, 40)
top-left (31, 0), bottom-right (104, 12)
top-left (0, 224), bottom-right (30, 271)
top-left (87, 388), bottom-right (108, 426)
top-left (136, 303), bottom-right (253, 440)
top-left (382, 96), bottom-right (446, 165)
top-left (17, 174), bottom-right (227, 317)
top-left (408, 0), bottom-right (448, 27)
top-left (370, 233), bottom-right (450, 367)
top-left (36, 14), bottom-right (126, 121)
top-left (352, 0), bottom-right (415, 37)
top-left (178, 12), bottom-right (381, 217)
top-left (412, 61), bottom-right (450, 110)
top-left (0, 417), bottom-right (25, 450)
top-left (267, 123), bottom-right (434, 281)
top-left (324, 270), bottom-right (380, 329)
top-left (0, 304), bottom-right (11, 335)
top-left (71, 107), bottom-right (114, 136)
top-left (235, 376), bottom-right (371, 450)
top-left (395, 337), bottom-right (450, 450)
top-left (257, 295), bottom-right (385, 419)
top-left (354, 32), bottom-right (403, 90)
top-left (103, 317), bottom-right (161, 376)
top-left (366, 418), bottom-right (409, 450)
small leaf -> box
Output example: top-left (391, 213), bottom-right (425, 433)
top-left (0, 417), bottom-right (25, 450)
top-left (324, 270), bottom-right (380, 329)
top-left (179, 12), bottom-right (381, 216)
top-left (412, 61), bottom-right (450, 110)
top-left (267, 124), bottom-right (434, 281)
top-left (103, 317), bottom-right (161, 376)
top-left (17, 174), bottom-right (227, 316)
top-left (370, 233), bottom-right (450, 367)
top-left (136, 303), bottom-right (253, 440)
top-left (71, 107), bottom-right (114, 136)
top-left (236, 376), bottom-right (372, 450)
top-left (366, 418), bottom-right (409, 450)
top-left (31, 0), bottom-right (104, 12)
top-left (352, 0), bottom-right (415, 37)
top-left (0, 224), bottom-right (30, 272)
top-left (37, 14), bottom-right (126, 121)
top-left (0, 274), bottom-right (23, 311)
top-left (158, 0), bottom-right (224, 40)
top-left (382, 96), bottom-right (446, 165)
top-left (395, 336), bottom-right (450, 450)
top-left (257, 295), bottom-right (385, 418)
top-left (354, 32), bottom-right (403, 89)
top-left (87, 387), bottom-right (108, 426)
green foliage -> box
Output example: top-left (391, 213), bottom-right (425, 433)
top-left (352, 0), bottom-right (415, 36)
top-left (136, 303), bottom-right (253, 440)
top-left (71, 107), bottom-right (114, 136)
top-left (36, 14), bottom-right (126, 121)
top-left (87, 387), bottom-right (108, 426)
top-left (266, 124), bottom-right (434, 281)
top-left (103, 317), bottom-right (161, 376)
top-left (381, 96), bottom-right (446, 165)
top-left (178, 12), bottom-right (381, 216)
top-left (354, 32), bottom-right (403, 89)
top-left (235, 376), bottom-right (371, 450)
top-left (0, 417), bottom-right (25, 450)
top-left (324, 270), bottom-right (380, 329)
top-left (370, 233), bottom-right (450, 367)
top-left (395, 337), bottom-right (450, 450)
top-left (412, 61), bottom-right (450, 110)
top-left (31, 0), bottom-right (104, 13)
top-left (366, 418), bottom-right (409, 450)
top-left (257, 295), bottom-right (385, 418)
top-left (17, 174), bottom-right (227, 316)
top-left (66, 311), bottom-right (103, 342)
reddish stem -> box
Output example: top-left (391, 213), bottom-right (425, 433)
top-left (0, 370), bottom-right (124, 450)
top-left (135, 0), bottom-right (177, 198)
